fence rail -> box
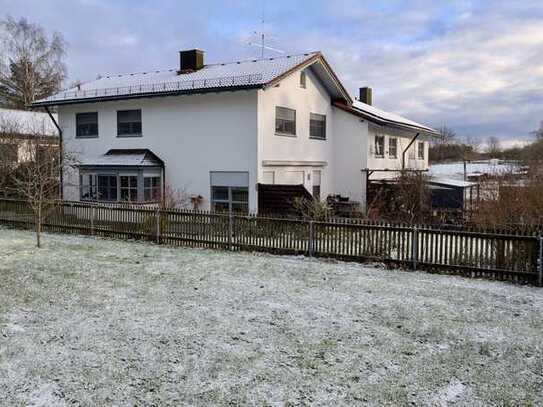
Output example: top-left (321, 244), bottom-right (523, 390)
top-left (0, 199), bottom-right (541, 286)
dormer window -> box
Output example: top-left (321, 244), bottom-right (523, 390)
top-left (300, 71), bottom-right (307, 89)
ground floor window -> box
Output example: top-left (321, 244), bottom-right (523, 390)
top-left (98, 175), bottom-right (117, 202)
top-left (144, 176), bottom-right (161, 202)
top-left (210, 171), bottom-right (249, 213)
top-left (80, 169), bottom-right (161, 203)
top-left (120, 175), bottom-right (138, 202)
top-left (80, 174), bottom-right (97, 201)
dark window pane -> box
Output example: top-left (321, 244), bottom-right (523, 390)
top-left (76, 112), bottom-right (98, 137)
top-left (389, 138), bottom-right (398, 158)
top-left (231, 187), bottom-right (248, 203)
top-left (312, 185), bottom-right (321, 200)
top-left (117, 110), bottom-right (142, 136)
top-left (275, 107), bottom-right (296, 135)
top-left (310, 113), bottom-right (326, 140)
top-left (212, 186), bottom-right (229, 201)
top-left (375, 136), bottom-right (385, 157)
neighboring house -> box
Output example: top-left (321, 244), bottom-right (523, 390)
top-left (0, 108), bottom-right (59, 165)
top-left (31, 49), bottom-right (438, 212)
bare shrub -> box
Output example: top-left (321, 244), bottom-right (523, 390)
top-left (292, 197), bottom-right (331, 221)
top-left (471, 162), bottom-right (543, 228)
top-left (162, 184), bottom-right (191, 209)
top-left (368, 172), bottom-right (431, 223)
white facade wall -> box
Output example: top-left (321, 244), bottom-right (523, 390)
top-left (366, 124), bottom-right (429, 180)
top-left (332, 108), bottom-right (368, 206)
top-left (58, 64), bottom-right (432, 213)
top-left (60, 91), bottom-right (258, 210)
top-left (257, 69), bottom-right (335, 197)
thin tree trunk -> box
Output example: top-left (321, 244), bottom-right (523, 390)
top-left (36, 204), bottom-right (41, 248)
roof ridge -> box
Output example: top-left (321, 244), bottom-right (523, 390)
top-left (94, 51), bottom-right (320, 81)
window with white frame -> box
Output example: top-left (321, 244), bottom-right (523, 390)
top-left (417, 141), bottom-right (425, 160)
top-left (310, 113), bottom-right (326, 140)
top-left (374, 135), bottom-right (385, 158)
top-left (210, 171), bottom-right (249, 213)
top-left (388, 137), bottom-right (398, 158)
top-left (275, 106), bottom-right (296, 136)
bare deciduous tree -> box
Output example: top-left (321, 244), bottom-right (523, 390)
top-left (486, 136), bottom-right (501, 157)
top-left (10, 123), bottom-right (73, 247)
top-left (436, 125), bottom-right (457, 145)
top-left (0, 16), bottom-right (67, 109)
top-left (530, 121), bottom-right (543, 141)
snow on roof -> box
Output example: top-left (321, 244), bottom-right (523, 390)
top-left (0, 108), bottom-right (58, 136)
top-left (351, 100), bottom-right (439, 135)
top-left (429, 177), bottom-right (477, 188)
top-left (80, 149), bottom-right (163, 167)
top-left (429, 160), bottom-right (520, 180)
top-left (34, 53), bottom-right (320, 106)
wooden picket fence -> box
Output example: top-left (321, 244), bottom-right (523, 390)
top-left (0, 198), bottom-right (541, 286)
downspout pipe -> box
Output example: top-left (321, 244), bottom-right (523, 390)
top-left (44, 107), bottom-right (63, 200)
top-left (402, 132), bottom-right (420, 170)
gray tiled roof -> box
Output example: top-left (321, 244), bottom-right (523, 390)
top-left (33, 52), bottom-right (319, 106)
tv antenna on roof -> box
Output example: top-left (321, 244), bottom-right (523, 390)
top-left (248, 0), bottom-right (284, 58)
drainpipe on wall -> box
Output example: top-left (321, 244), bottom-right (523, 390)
top-left (44, 107), bottom-right (64, 200)
top-left (402, 132), bottom-right (420, 171)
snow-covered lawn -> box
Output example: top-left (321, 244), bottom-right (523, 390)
top-left (1, 228), bottom-right (542, 406)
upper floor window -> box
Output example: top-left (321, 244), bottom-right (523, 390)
top-left (117, 110), bottom-right (142, 137)
top-left (310, 113), bottom-right (326, 140)
top-left (374, 135), bottom-right (385, 158)
top-left (417, 141), bottom-right (425, 160)
top-left (76, 112), bottom-right (98, 138)
top-left (388, 137), bottom-right (398, 158)
top-left (300, 71), bottom-right (307, 89)
top-left (275, 106), bottom-right (296, 136)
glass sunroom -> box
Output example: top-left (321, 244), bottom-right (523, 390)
top-left (78, 149), bottom-right (164, 204)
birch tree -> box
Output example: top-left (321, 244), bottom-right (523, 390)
top-left (0, 16), bottom-right (66, 109)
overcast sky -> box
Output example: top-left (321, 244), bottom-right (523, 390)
top-left (2, 0), bottom-right (542, 145)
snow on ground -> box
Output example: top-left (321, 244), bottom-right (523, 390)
top-left (0, 227), bottom-right (542, 406)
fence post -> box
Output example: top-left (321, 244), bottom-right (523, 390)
top-left (90, 206), bottom-right (96, 236)
top-left (412, 226), bottom-right (418, 270)
top-left (308, 220), bottom-right (315, 257)
top-left (538, 234), bottom-right (543, 287)
top-left (228, 211), bottom-right (233, 251)
top-left (155, 207), bottom-right (161, 244)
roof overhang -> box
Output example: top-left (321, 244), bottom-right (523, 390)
top-left (31, 84), bottom-right (262, 108)
top-left (334, 101), bottom-right (440, 137)
top-left (263, 53), bottom-right (352, 104)
top-left (79, 149), bottom-right (164, 168)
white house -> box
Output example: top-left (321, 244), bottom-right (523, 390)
top-left (0, 108), bottom-right (59, 164)
top-left (32, 49), bottom-right (438, 212)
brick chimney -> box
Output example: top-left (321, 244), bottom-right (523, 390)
top-left (178, 49), bottom-right (204, 74)
top-left (359, 87), bottom-right (372, 105)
